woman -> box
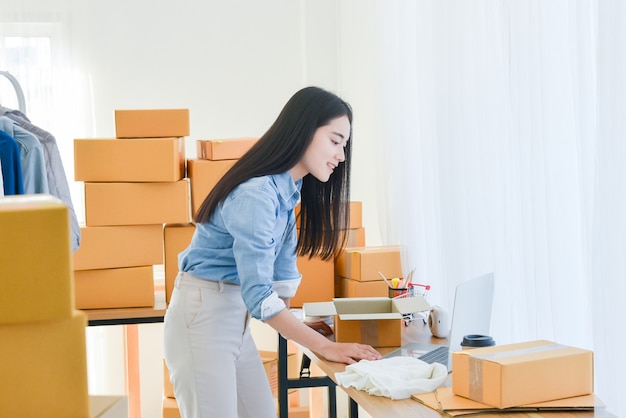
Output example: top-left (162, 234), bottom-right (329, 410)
top-left (163, 86), bottom-right (382, 418)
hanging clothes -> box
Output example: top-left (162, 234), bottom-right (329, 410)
top-left (0, 160), bottom-right (4, 196)
top-left (0, 129), bottom-right (25, 195)
top-left (0, 116), bottom-right (49, 194)
top-left (0, 107), bottom-right (81, 252)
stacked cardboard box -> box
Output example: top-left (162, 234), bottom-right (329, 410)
top-left (164, 137), bottom-right (258, 304)
top-left (73, 109), bottom-right (191, 309)
top-left (188, 137), bottom-right (257, 216)
top-left (0, 195), bottom-right (90, 417)
top-left (299, 200), bottom-right (404, 300)
top-left (291, 201), bottom-right (366, 307)
top-left (334, 244), bottom-right (402, 298)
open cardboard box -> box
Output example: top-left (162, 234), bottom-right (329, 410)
top-left (303, 297), bottom-right (430, 347)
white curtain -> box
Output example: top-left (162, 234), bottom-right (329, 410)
top-left (365, 1), bottom-right (624, 415)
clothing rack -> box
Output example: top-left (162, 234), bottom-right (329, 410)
top-left (0, 71), bottom-right (26, 114)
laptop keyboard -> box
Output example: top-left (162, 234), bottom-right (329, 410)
top-left (418, 345), bottom-right (449, 366)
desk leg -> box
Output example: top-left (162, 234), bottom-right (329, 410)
top-left (349, 397), bottom-right (359, 418)
top-left (123, 324), bottom-right (141, 418)
top-left (278, 335), bottom-right (289, 418)
top-left (278, 335), bottom-right (337, 418)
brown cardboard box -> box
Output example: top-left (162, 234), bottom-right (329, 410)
top-left (84, 180), bottom-right (190, 226)
top-left (413, 387), bottom-right (598, 416)
top-left (162, 397), bottom-right (181, 418)
top-left (290, 255), bottom-right (334, 308)
top-left (0, 195), bottom-right (74, 324)
top-left (347, 201), bottom-right (362, 229)
top-left (296, 201), bottom-right (362, 229)
top-left (196, 138), bottom-right (257, 160)
top-left (90, 396), bottom-right (129, 418)
top-left (347, 227), bottom-right (366, 247)
top-left (164, 223), bottom-right (196, 304)
top-left (73, 225), bottom-right (164, 270)
top-left (0, 311), bottom-right (89, 418)
top-left (335, 277), bottom-right (388, 298)
top-left (303, 297), bottom-right (430, 347)
top-left (163, 360), bottom-right (175, 399)
top-left (259, 349), bottom-right (299, 398)
top-left (74, 266), bottom-right (155, 309)
top-left (74, 138), bottom-right (185, 182)
top-left (334, 245), bottom-right (403, 282)
top-left (115, 109), bottom-right (190, 138)
top-left (187, 159), bottom-right (236, 217)
top-left (452, 339), bottom-right (594, 408)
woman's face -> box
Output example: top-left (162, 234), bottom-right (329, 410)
top-left (290, 115), bottom-right (351, 182)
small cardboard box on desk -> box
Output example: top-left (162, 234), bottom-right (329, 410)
top-left (452, 339), bottom-right (594, 408)
top-left (303, 297), bottom-right (430, 347)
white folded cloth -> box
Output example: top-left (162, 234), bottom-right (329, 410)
top-left (335, 356), bottom-right (448, 400)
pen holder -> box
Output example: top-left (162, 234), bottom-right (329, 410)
top-left (388, 287), bottom-right (409, 298)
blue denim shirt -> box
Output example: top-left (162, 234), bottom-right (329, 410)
top-left (179, 172), bottom-right (302, 320)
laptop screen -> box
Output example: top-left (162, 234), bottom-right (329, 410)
top-left (447, 272), bottom-right (495, 352)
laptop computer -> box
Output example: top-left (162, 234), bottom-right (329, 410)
top-left (383, 272), bottom-right (494, 372)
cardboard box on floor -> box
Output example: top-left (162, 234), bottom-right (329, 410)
top-left (303, 297), bottom-right (430, 347)
top-left (90, 396), bottom-right (129, 418)
top-left (162, 397), bottom-right (180, 418)
top-left (452, 339), bottom-right (594, 408)
top-left (259, 349), bottom-right (300, 398)
top-left (0, 311), bottom-right (90, 417)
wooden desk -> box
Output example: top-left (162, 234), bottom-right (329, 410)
top-left (84, 290), bottom-right (166, 418)
top-left (299, 321), bottom-right (613, 418)
top-left (85, 290), bottom-right (167, 326)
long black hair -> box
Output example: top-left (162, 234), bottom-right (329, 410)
top-left (195, 86), bottom-right (352, 260)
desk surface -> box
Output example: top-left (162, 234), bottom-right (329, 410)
top-left (84, 290), bottom-right (166, 326)
top-left (300, 321), bottom-right (613, 418)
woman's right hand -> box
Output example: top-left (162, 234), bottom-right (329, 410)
top-left (319, 341), bottom-right (382, 365)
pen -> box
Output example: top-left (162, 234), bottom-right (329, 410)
top-left (377, 271), bottom-right (394, 288)
top-left (406, 268), bottom-right (415, 285)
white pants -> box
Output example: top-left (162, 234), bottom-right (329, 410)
top-left (163, 272), bottom-right (276, 418)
